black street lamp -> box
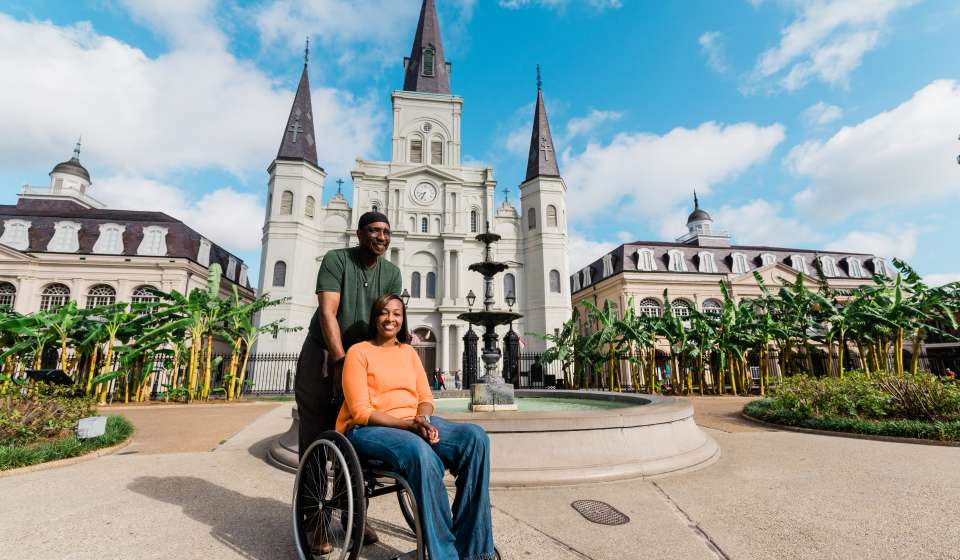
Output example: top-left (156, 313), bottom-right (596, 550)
top-left (466, 289), bottom-right (477, 310)
top-left (506, 291), bottom-right (516, 310)
top-left (400, 288), bottom-right (411, 307)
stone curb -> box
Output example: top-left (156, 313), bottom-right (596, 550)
top-left (0, 431), bottom-right (135, 479)
top-left (101, 401), bottom-right (277, 411)
top-left (740, 412), bottom-right (960, 448)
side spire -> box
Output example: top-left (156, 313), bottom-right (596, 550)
top-left (276, 46), bottom-right (320, 169)
top-left (524, 65), bottom-right (560, 182)
top-left (402, 0), bottom-right (451, 94)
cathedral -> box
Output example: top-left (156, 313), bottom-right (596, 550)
top-left (255, 0), bottom-right (572, 375)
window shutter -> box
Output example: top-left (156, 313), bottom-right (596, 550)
top-left (410, 140), bottom-right (423, 163)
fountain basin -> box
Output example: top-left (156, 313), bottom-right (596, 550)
top-left (268, 390), bottom-right (718, 487)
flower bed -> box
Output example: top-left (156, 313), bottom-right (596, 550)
top-left (743, 371), bottom-right (960, 442)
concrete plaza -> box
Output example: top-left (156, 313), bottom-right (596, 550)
top-left (1, 398), bottom-right (958, 560)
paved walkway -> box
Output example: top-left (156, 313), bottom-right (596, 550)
top-left (2, 399), bottom-right (959, 559)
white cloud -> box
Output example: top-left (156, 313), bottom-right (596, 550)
top-left (95, 176), bottom-right (265, 253)
top-left (750, 0), bottom-right (917, 91)
top-left (801, 101), bottom-right (843, 126)
top-left (924, 273), bottom-right (960, 287)
top-left (788, 80), bottom-right (960, 220)
top-left (499, 0), bottom-right (622, 11)
top-left (699, 31), bottom-right (729, 73)
top-left (563, 121), bottom-right (785, 225)
top-left (0, 12), bottom-right (383, 181)
top-left (505, 126), bottom-right (530, 156)
top-left (656, 198), bottom-right (820, 247)
top-left (825, 228), bottom-right (917, 260)
top-left (567, 230), bottom-right (621, 271)
top-left (564, 109), bottom-right (623, 141)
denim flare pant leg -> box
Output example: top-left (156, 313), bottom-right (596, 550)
top-left (346, 417), bottom-right (494, 560)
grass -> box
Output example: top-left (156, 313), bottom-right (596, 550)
top-left (744, 399), bottom-right (960, 442)
top-left (0, 415), bottom-right (134, 471)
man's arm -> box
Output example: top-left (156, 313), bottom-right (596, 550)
top-left (318, 291), bottom-right (346, 362)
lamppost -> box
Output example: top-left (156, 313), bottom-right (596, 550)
top-left (400, 288), bottom-right (411, 307)
top-left (462, 289), bottom-right (479, 389)
top-left (504, 291), bottom-right (520, 387)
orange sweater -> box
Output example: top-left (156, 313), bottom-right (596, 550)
top-left (336, 341), bottom-right (435, 433)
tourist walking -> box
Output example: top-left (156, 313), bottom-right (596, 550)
top-left (294, 211), bottom-right (400, 551)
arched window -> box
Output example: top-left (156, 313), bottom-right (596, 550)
top-left (703, 299), bottom-right (722, 314)
top-left (86, 284), bottom-right (116, 308)
top-left (872, 258), bottom-right (888, 277)
top-left (426, 272), bottom-right (437, 298)
top-left (421, 217), bottom-right (429, 233)
top-left (549, 270), bottom-right (561, 293)
top-left (847, 258), bottom-right (864, 278)
top-left (305, 196), bottom-right (316, 219)
top-left (422, 47), bottom-right (436, 77)
top-left (636, 249), bottom-right (656, 271)
top-left (93, 223), bottom-right (125, 255)
top-left (410, 139), bottom-right (423, 163)
top-left (272, 261), bottom-right (287, 287)
top-left (280, 190), bottom-right (294, 215)
top-left (546, 205), bottom-right (558, 227)
top-left (0, 219), bottom-right (30, 251)
top-left (431, 140), bottom-right (443, 165)
top-left (470, 210), bottom-right (479, 233)
top-left (818, 255), bottom-right (838, 277)
top-left (668, 250), bottom-right (687, 272)
top-left (137, 226), bottom-right (168, 256)
top-left (731, 252), bottom-right (749, 274)
top-left (40, 283), bottom-right (70, 311)
top-left (671, 299), bottom-right (692, 318)
top-left (761, 253), bottom-right (776, 267)
top-left (527, 207), bottom-right (537, 230)
top-left (48, 221), bottom-right (80, 253)
top-left (790, 255), bottom-right (809, 275)
top-left (372, 204), bottom-right (379, 213)
top-left (638, 298), bottom-right (662, 317)
top-left (504, 273), bottom-right (516, 300)
top-left (698, 252), bottom-right (717, 273)
top-left (131, 285), bottom-right (159, 304)
top-left (411, 272), bottom-right (421, 298)
top-left (0, 282), bottom-right (15, 309)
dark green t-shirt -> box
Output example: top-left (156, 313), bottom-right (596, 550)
top-left (306, 247), bottom-right (402, 351)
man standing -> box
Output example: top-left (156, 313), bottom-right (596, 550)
top-left (295, 211), bottom-right (400, 547)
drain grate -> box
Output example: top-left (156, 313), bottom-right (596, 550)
top-left (570, 500), bottom-right (630, 526)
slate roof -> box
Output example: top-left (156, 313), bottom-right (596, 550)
top-left (570, 240), bottom-right (881, 295)
top-left (51, 157), bottom-right (90, 182)
top-left (276, 63), bottom-right (320, 169)
top-left (524, 70), bottom-right (561, 182)
top-left (0, 198), bottom-right (251, 290)
top-left (402, 0), bottom-right (452, 94)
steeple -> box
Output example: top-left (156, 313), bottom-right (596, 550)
top-left (402, 0), bottom-right (451, 94)
top-left (524, 65), bottom-right (560, 182)
top-left (276, 42), bottom-right (320, 169)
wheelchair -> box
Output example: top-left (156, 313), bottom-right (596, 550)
top-left (293, 430), bottom-right (423, 560)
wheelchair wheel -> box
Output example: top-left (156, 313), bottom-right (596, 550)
top-left (293, 431), bottom-right (365, 560)
top-left (397, 485), bottom-right (418, 535)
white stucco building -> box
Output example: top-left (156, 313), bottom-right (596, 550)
top-left (256, 0), bottom-right (572, 372)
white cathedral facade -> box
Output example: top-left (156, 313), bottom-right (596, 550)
top-left (256, 0), bottom-right (571, 374)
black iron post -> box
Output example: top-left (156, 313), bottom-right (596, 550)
top-left (503, 325), bottom-right (520, 388)
top-left (462, 326), bottom-right (479, 389)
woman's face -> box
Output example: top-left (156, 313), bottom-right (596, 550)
top-left (376, 299), bottom-right (404, 341)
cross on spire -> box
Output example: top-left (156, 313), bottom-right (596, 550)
top-left (275, 58), bottom-right (319, 168)
top-left (501, 186), bottom-right (511, 203)
top-left (336, 178), bottom-right (344, 194)
top-left (304, 36), bottom-right (310, 65)
top-left (536, 64), bottom-right (542, 91)
top-left (288, 117), bottom-right (303, 143)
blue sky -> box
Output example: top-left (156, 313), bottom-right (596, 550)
top-left (1, 0), bottom-right (958, 285)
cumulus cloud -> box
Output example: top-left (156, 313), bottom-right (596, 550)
top-left (564, 109), bottom-right (623, 141)
top-left (699, 31), bottom-right (729, 73)
top-left (825, 228), bottom-right (917, 260)
top-left (749, 0), bottom-right (918, 92)
top-left (801, 101), bottom-right (843, 127)
top-left (499, 0), bottom-right (622, 11)
top-left (924, 273), bottom-right (960, 287)
top-left (568, 230), bottom-right (621, 271)
top-left (788, 80), bottom-right (960, 220)
top-left (656, 198), bottom-right (820, 247)
top-left (0, 12), bottom-right (382, 180)
top-left (95, 176), bottom-right (265, 253)
top-left (563, 121), bottom-right (785, 225)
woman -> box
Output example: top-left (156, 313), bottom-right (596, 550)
top-left (336, 293), bottom-right (495, 560)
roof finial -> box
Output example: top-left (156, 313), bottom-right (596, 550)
top-left (693, 189), bottom-right (699, 209)
top-left (304, 36), bottom-right (310, 65)
top-left (336, 178), bottom-right (344, 194)
top-left (536, 64), bottom-right (542, 91)
top-left (73, 137), bottom-right (82, 160)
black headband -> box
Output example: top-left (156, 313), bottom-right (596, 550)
top-left (358, 211), bottom-right (390, 230)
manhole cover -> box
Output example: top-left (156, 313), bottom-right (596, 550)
top-left (570, 500), bottom-right (630, 525)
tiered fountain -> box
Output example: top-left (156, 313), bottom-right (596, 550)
top-left (458, 227), bottom-right (521, 411)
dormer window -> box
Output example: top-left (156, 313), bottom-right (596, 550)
top-left (761, 253), bottom-right (776, 266)
top-left (422, 47), bottom-right (436, 77)
top-left (197, 238), bottom-right (212, 266)
top-left (48, 221), bottom-right (81, 253)
top-left (847, 257), bottom-right (864, 278)
top-left (790, 255), bottom-right (809, 275)
top-left (1, 220), bottom-right (31, 251)
top-left (668, 249), bottom-right (687, 272)
top-left (818, 255), bottom-right (838, 277)
top-left (698, 252), bottom-right (717, 273)
top-left (731, 252), bottom-right (749, 274)
top-left (226, 256), bottom-right (238, 280)
top-left (636, 249), bottom-right (656, 271)
top-left (138, 226), bottom-right (168, 256)
top-left (93, 223), bottom-right (125, 255)
top-left (873, 258), bottom-right (888, 277)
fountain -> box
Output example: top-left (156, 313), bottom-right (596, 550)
top-left (458, 226), bottom-right (521, 411)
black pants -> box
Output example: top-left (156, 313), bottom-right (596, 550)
top-left (294, 337), bottom-right (341, 459)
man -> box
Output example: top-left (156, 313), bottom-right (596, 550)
top-left (295, 211), bottom-right (401, 549)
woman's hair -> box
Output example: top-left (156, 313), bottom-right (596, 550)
top-left (367, 293), bottom-right (411, 344)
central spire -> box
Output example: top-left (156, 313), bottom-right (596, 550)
top-left (403, 0), bottom-right (451, 94)
top-left (276, 40), bottom-right (320, 169)
top-left (525, 65), bottom-right (561, 182)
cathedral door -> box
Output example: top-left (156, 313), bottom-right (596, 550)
top-left (412, 327), bottom-right (437, 382)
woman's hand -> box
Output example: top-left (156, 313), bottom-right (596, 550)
top-left (412, 415), bottom-right (439, 444)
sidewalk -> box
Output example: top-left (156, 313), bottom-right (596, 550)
top-left (2, 399), bottom-right (959, 559)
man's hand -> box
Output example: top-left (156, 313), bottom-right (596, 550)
top-left (412, 415), bottom-right (439, 444)
top-left (329, 356), bottom-right (345, 404)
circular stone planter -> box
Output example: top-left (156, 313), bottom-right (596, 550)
top-left (268, 390), bottom-right (719, 487)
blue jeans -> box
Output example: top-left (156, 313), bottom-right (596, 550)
top-left (346, 417), bottom-right (494, 560)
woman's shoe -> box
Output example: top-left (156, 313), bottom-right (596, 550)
top-left (310, 537), bottom-right (334, 556)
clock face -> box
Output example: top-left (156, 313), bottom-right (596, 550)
top-left (413, 182), bottom-right (438, 204)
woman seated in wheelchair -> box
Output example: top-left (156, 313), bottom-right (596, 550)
top-left (336, 293), bottom-right (495, 560)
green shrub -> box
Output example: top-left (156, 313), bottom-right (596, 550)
top-left (0, 383), bottom-right (94, 446)
top-left (0, 415), bottom-right (133, 471)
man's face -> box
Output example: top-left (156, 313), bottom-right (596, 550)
top-left (359, 221), bottom-right (390, 256)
